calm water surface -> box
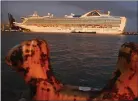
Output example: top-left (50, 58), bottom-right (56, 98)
top-left (1, 32), bottom-right (138, 100)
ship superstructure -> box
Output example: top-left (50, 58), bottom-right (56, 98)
top-left (9, 10), bottom-right (127, 34)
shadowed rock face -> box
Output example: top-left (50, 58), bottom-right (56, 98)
top-left (5, 39), bottom-right (138, 101)
top-left (99, 42), bottom-right (138, 101)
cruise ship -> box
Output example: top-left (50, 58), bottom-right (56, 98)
top-left (8, 10), bottom-right (127, 34)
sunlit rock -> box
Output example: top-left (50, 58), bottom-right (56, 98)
top-left (5, 39), bottom-right (138, 101)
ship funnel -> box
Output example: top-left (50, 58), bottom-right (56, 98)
top-left (8, 13), bottom-right (16, 28)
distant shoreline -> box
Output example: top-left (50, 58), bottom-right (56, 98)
top-left (1, 30), bottom-right (138, 35)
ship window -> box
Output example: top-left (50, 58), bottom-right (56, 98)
top-left (87, 11), bottom-right (100, 16)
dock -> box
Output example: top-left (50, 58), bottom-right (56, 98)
top-left (123, 32), bottom-right (138, 35)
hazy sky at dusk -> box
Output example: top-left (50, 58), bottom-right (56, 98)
top-left (1, 1), bottom-right (138, 31)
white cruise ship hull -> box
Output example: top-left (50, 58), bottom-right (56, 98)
top-left (14, 23), bottom-right (125, 34)
top-left (29, 27), bottom-right (122, 34)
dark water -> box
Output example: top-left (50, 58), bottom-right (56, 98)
top-left (1, 32), bottom-right (138, 100)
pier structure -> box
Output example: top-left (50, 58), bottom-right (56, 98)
top-left (123, 31), bottom-right (138, 35)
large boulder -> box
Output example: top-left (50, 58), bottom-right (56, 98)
top-left (5, 39), bottom-right (138, 101)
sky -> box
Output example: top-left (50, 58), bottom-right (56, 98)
top-left (1, 1), bottom-right (138, 32)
